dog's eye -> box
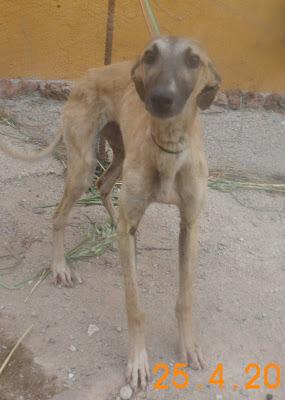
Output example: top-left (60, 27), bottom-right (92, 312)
top-left (185, 51), bottom-right (200, 69)
top-left (143, 50), bottom-right (157, 65)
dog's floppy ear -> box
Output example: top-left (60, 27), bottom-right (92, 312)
top-left (131, 59), bottom-right (145, 102)
top-left (197, 63), bottom-right (221, 110)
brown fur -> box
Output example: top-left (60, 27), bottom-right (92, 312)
top-left (0, 36), bottom-right (220, 389)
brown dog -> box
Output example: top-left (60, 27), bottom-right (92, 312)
top-left (0, 36), bottom-right (220, 388)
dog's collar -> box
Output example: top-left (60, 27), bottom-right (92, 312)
top-left (151, 132), bottom-right (184, 155)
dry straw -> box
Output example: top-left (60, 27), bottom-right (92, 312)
top-left (0, 325), bottom-right (33, 377)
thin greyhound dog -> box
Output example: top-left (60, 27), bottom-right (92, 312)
top-left (0, 36), bottom-right (220, 388)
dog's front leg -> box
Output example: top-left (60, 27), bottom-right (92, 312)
top-left (175, 214), bottom-right (206, 370)
top-left (117, 198), bottom-right (150, 389)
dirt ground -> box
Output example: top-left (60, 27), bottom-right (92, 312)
top-left (0, 94), bottom-right (284, 400)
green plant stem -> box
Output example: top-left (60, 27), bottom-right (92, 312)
top-left (144, 0), bottom-right (160, 35)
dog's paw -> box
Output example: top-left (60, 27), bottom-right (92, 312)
top-left (126, 348), bottom-right (150, 389)
top-left (51, 261), bottom-right (74, 287)
top-left (182, 343), bottom-right (206, 370)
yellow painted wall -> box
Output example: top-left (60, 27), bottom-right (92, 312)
top-left (0, 0), bottom-right (284, 92)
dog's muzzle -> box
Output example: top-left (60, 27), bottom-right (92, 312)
top-left (147, 88), bottom-right (176, 118)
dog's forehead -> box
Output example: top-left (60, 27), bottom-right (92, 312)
top-left (147, 36), bottom-right (201, 57)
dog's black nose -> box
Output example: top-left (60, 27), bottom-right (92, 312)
top-left (150, 90), bottom-right (174, 112)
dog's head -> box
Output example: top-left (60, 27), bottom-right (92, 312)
top-left (131, 36), bottom-right (221, 119)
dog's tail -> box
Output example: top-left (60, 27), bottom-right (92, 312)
top-left (0, 129), bottom-right (63, 162)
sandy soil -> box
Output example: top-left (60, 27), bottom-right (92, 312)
top-left (0, 94), bottom-right (284, 400)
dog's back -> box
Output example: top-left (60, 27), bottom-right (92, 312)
top-left (68, 61), bottom-right (133, 120)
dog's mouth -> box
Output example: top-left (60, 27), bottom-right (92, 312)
top-left (144, 89), bottom-right (176, 119)
top-left (146, 105), bottom-right (175, 119)
top-left (145, 99), bottom-right (180, 119)
top-left (145, 88), bottom-right (191, 119)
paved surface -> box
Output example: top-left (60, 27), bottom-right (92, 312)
top-left (0, 94), bottom-right (284, 400)
top-left (203, 107), bottom-right (285, 178)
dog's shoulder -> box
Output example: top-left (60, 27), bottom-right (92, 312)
top-left (88, 61), bottom-right (133, 82)
top-left (69, 61), bottom-right (134, 102)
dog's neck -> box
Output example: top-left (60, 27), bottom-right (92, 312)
top-left (149, 99), bottom-right (198, 154)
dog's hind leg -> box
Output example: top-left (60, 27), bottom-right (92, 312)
top-left (51, 113), bottom-right (98, 286)
top-left (96, 122), bottom-right (124, 224)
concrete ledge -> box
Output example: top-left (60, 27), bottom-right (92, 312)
top-left (0, 78), bottom-right (284, 113)
top-left (0, 79), bottom-right (73, 101)
top-left (215, 89), bottom-right (285, 113)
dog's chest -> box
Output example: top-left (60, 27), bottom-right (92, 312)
top-left (152, 156), bottom-right (183, 205)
